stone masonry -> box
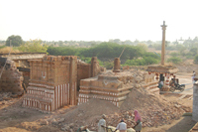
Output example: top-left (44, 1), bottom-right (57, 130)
top-left (78, 58), bottom-right (156, 107)
top-left (23, 56), bottom-right (78, 112)
top-left (78, 70), bottom-right (155, 107)
top-left (22, 56), bottom-right (105, 112)
top-left (0, 58), bottom-right (24, 95)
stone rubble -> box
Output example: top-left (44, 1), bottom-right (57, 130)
top-left (50, 86), bottom-right (191, 132)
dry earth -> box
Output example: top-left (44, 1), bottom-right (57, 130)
top-left (0, 70), bottom-right (196, 132)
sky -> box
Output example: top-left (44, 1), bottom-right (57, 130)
top-left (0, 0), bottom-right (198, 42)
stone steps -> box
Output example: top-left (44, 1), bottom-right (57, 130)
top-left (144, 81), bottom-right (159, 95)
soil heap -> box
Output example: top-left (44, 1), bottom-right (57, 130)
top-left (55, 87), bottom-right (191, 131)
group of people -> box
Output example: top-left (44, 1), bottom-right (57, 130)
top-left (98, 110), bottom-right (142, 132)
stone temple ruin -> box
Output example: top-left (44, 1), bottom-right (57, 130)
top-left (0, 53), bottom-right (159, 112)
top-left (22, 55), bottom-right (105, 112)
top-left (78, 58), bottom-right (157, 107)
top-left (21, 55), bottom-right (158, 111)
top-left (23, 56), bottom-right (78, 111)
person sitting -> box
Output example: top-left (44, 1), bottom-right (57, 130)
top-left (170, 77), bottom-right (179, 87)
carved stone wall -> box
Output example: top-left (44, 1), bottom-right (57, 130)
top-left (22, 56), bottom-right (77, 112)
top-left (78, 71), bottom-right (155, 107)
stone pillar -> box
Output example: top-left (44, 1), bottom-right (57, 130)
top-left (91, 57), bottom-right (98, 77)
top-left (69, 56), bottom-right (77, 105)
top-left (161, 21), bottom-right (167, 65)
top-left (193, 83), bottom-right (198, 122)
top-left (113, 58), bottom-right (120, 72)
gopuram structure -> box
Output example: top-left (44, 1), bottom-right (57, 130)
top-left (147, 21), bottom-right (178, 93)
top-left (22, 55), bottom-right (105, 112)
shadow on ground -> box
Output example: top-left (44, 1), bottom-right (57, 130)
top-left (166, 116), bottom-right (196, 132)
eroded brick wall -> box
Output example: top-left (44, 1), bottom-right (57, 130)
top-left (0, 59), bottom-right (24, 95)
top-left (77, 62), bottom-right (91, 91)
top-left (77, 57), bottom-right (106, 91)
top-left (23, 56), bottom-right (78, 112)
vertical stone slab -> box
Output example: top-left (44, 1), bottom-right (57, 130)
top-left (69, 56), bottom-right (77, 105)
top-left (193, 84), bottom-right (198, 122)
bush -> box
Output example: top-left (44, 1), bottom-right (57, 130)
top-left (167, 57), bottom-right (182, 64)
top-left (194, 55), bottom-right (198, 64)
top-left (170, 52), bottom-right (179, 57)
top-left (103, 61), bottom-right (114, 69)
top-left (124, 55), bottom-right (160, 66)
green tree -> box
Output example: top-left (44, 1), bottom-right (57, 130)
top-left (189, 47), bottom-right (198, 56)
top-left (18, 39), bottom-right (48, 53)
top-left (194, 55), bottom-right (198, 64)
top-left (6, 35), bottom-right (23, 46)
top-left (167, 57), bottom-right (182, 64)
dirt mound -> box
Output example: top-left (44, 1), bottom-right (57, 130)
top-left (54, 98), bottom-right (119, 131)
top-left (106, 87), bottom-right (191, 128)
top-left (121, 87), bottom-right (165, 110)
top-left (66, 98), bottom-right (118, 118)
top-left (51, 87), bottom-right (191, 131)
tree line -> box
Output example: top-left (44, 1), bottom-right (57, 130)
top-left (5, 34), bottom-right (198, 66)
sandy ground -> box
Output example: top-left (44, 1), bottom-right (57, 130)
top-left (142, 116), bottom-right (196, 132)
top-left (0, 71), bottom-right (196, 132)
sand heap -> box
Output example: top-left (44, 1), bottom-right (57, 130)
top-left (51, 86), bottom-right (191, 132)
top-left (107, 88), bottom-right (191, 128)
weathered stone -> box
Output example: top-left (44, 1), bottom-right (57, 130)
top-left (57, 118), bottom-right (65, 123)
top-left (40, 120), bottom-right (49, 125)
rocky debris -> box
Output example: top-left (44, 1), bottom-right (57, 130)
top-left (61, 123), bottom-right (75, 131)
top-left (0, 92), bottom-right (12, 100)
top-left (40, 120), bottom-right (49, 125)
top-left (51, 118), bottom-right (65, 126)
top-left (17, 122), bottom-right (41, 131)
top-left (54, 87), bottom-right (192, 132)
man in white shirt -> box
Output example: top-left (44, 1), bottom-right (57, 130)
top-left (114, 119), bottom-right (127, 132)
top-left (98, 114), bottom-right (106, 132)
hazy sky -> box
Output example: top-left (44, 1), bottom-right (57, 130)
top-left (0, 0), bottom-right (198, 42)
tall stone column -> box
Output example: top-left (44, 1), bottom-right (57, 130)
top-left (161, 21), bottom-right (167, 65)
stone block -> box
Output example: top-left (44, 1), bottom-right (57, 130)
top-left (98, 81), bottom-right (104, 87)
top-left (90, 80), bottom-right (98, 87)
top-left (81, 80), bottom-right (90, 86)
